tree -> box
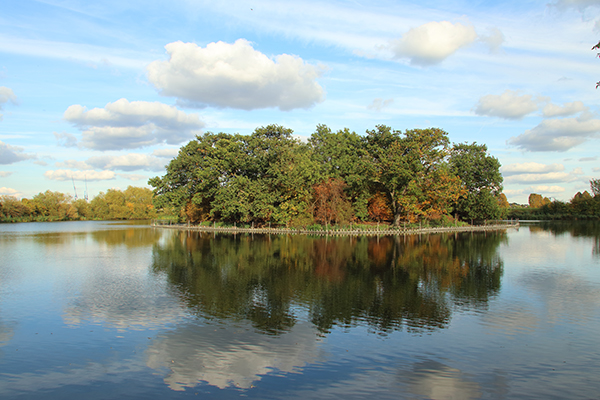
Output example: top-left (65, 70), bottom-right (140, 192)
top-left (450, 143), bottom-right (504, 221)
top-left (31, 190), bottom-right (72, 220)
top-left (311, 178), bottom-right (353, 226)
top-left (309, 125), bottom-right (372, 220)
top-left (528, 193), bottom-right (550, 208)
top-left (367, 192), bottom-right (392, 222)
top-left (367, 126), bottom-right (458, 225)
top-left (591, 178), bottom-right (600, 196)
top-left (0, 196), bottom-right (31, 219)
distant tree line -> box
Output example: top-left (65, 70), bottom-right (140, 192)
top-left (150, 124), bottom-right (506, 227)
top-left (0, 186), bottom-right (156, 223)
top-left (508, 179), bottom-right (600, 220)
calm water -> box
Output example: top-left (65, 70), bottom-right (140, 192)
top-left (0, 221), bottom-right (599, 399)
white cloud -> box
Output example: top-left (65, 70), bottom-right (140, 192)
top-left (474, 90), bottom-right (539, 119)
top-left (64, 98), bottom-right (205, 150)
top-left (389, 21), bottom-right (478, 66)
top-left (502, 162), bottom-right (565, 176)
top-left (0, 187), bottom-right (19, 196)
top-left (56, 160), bottom-right (92, 170)
top-left (147, 39), bottom-right (325, 111)
top-left (53, 132), bottom-right (78, 147)
top-left (0, 171), bottom-right (13, 177)
top-left (508, 117), bottom-right (600, 151)
top-left (504, 169), bottom-right (583, 184)
top-left (0, 87), bottom-right (17, 120)
top-left (542, 101), bottom-right (587, 118)
top-left (152, 148), bottom-right (179, 158)
top-left (478, 27), bottom-right (505, 53)
top-left (367, 98), bottom-right (394, 111)
top-left (527, 185), bottom-right (566, 193)
top-left (0, 187), bottom-right (21, 197)
top-left (118, 173), bottom-right (148, 181)
top-left (0, 141), bottom-right (36, 164)
top-left (44, 169), bottom-right (116, 181)
top-left (503, 189), bottom-right (525, 196)
top-left (86, 154), bottom-right (166, 172)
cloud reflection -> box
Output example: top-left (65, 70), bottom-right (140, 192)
top-left (146, 320), bottom-right (324, 390)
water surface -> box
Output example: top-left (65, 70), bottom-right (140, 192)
top-left (0, 221), bottom-right (598, 399)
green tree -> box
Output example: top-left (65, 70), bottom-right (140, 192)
top-left (30, 190), bottom-right (72, 220)
top-left (149, 131), bottom-right (246, 220)
top-left (366, 126), bottom-right (457, 225)
top-left (0, 196), bottom-right (32, 220)
top-left (309, 125), bottom-right (372, 219)
top-left (90, 192), bottom-right (110, 219)
top-left (449, 143), bottom-right (504, 221)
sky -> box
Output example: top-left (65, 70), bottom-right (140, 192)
top-left (0, 0), bottom-right (599, 205)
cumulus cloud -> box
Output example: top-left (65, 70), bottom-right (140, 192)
top-left (147, 39), bottom-right (325, 111)
top-left (64, 98), bottom-right (205, 151)
top-left (501, 162), bottom-right (565, 176)
top-left (0, 87), bottom-right (17, 120)
top-left (0, 141), bottom-right (36, 164)
top-left (0, 171), bottom-right (13, 177)
top-left (542, 101), bottom-right (587, 118)
top-left (508, 117), bottom-right (600, 151)
top-left (86, 153), bottom-right (165, 172)
top-left (0, 187), bottom-right (19, 196)
top-left (152, 148), bottom-right (179, 158)
top-left (367, 98), bottom-right (394, 111)
top-left (474, 90), bottom-right (540, 119)
top-left (44, 169), bottom-right (116, 181)
top-left (389, 21), bottom-right (478, 66)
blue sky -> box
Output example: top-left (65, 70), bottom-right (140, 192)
top-left (1, 0), bottom-right (599, 204)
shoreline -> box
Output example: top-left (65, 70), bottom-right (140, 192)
top-left (152, 221), bottom-right (520, 236)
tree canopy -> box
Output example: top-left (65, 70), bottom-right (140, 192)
top-left (0, 186), bottom-right (156, 222)
top-left (150, 124), bottom-right (506, 226)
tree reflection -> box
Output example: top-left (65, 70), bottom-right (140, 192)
top-left (151, 230), bottom-right (506, 335)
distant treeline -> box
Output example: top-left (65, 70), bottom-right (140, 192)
top-left (509, 183), bottom-right (600, 220)
top-left (150, 124), bottom-right (507, 227)
top-left (0, 186), bottom-right (156, 223)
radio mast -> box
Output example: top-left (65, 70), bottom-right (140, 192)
top-left (72, 176), bottom-right (78, 200)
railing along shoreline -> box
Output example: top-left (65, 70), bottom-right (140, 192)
top-left (152, 220), bottom-right (520, 236)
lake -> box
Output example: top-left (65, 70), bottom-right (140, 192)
top-left (0, 220), bottom-right (599, 399)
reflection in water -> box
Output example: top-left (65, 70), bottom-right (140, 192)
top-left (146, 320), bottom-right (323, 390)
top-left (520, 270), bottom-right (600, 323)
top-left (2, 221), bottom-right (600, 398)
top-left (529, 221), bottom-right (600, 257)
top-left (405, 361), bottom-right (482, 400)
top-left (151, 231), bottom-right (506, 335)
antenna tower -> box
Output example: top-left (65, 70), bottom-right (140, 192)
top-left (72, 176), bottom-right (78, 200)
